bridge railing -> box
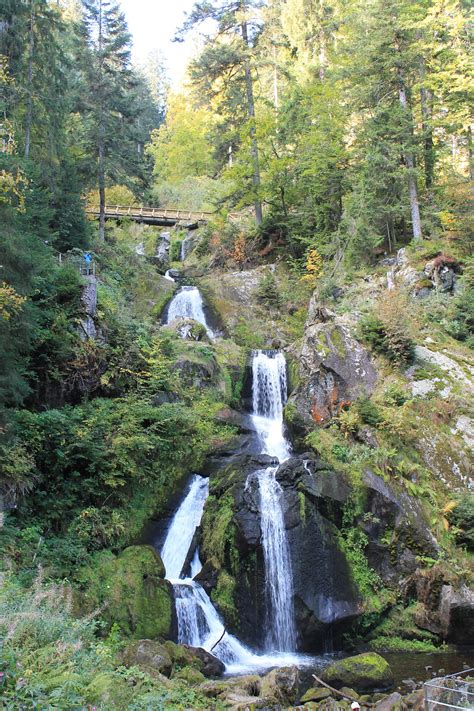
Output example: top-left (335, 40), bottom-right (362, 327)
top-left (86, 205), bottom-right (214, 222)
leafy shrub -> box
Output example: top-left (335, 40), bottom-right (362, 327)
top-left (170, 240), bottom-right (182, 262)
top-left (359, 313), bottom-right (414, 364)
top-left (446, 494), bottom-right (474, 551)
top-left (356, 398), bottom-right (383, 426)
top-left (256, 270), bottom-right (281, 307)
top-left (383, 383), bottom-right (409, 406)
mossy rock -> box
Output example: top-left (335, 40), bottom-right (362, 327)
top-left (321, 653), bottom-right (394, 692)
top-left (173, 666), bottom-right (206, 685)
top-left (122, 639), bottom-right (173, 677)
top-left (74, 545), bottom-right (173, 639)
top-left (300, 687), bottom-right (332, 703)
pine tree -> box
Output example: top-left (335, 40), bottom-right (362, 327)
top-left (80, 0), bottom-right (134, 240)
top-left (177, 0), bottom-right (263, 224)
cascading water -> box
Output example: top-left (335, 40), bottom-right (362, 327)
top-left (159, 350), bottom-right (309, 672)
top-left (161, 473), bottom-right (307, 673)
top-left (165, 286), bottom-right (214, 337)
top-left (250, 350), bottom-right (297, 652)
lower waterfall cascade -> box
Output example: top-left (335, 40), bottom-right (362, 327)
top-left (160, 349), bottom-right (311, 673)
top-left (165, 285), bottom-right (214, 337)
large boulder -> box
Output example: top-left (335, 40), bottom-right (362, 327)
top-left (122, 639), bottom-right (173, 677)
top-left (321, 653), bottom-right (394, 692)
top-left (259, 665), bottom-right (300, 706)
top-left (286, 303), bottom-right (377, 432)
top-left (74, 545), bottom-right (173, 639)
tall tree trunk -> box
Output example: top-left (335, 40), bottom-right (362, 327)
top-left (97, 0), bottom-right (106, 241)
top-left (419, 56), bottom-right (434, 190)
top-left (273, 45), bottom-right (279, 111)
top-left (398, 80), bottom-right (423, 242)
top-left (241, 18), bottom-right (262, 225)
top-left (98, 122), bottom-right (106, 242)
top-left (24, 0), bottom-right (34, 159)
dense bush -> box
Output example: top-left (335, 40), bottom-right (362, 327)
top-left (447, 494), bottom-right (474, 551)
top-left (358, 313), bottom-right (415, 364)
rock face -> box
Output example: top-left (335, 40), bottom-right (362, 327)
top-left (286, 303), bottom-right (377, 431)
top-left (79, 273), bottom-right (98, 340)
top-left (274, 455), bottom-right (362, 649)
top-left (201, 451), bottom-right (361, 650)
top-left (361, 469), bottom-right (439, 584)
top-left (74, 545), bottom-right (174, 639)
top-left (154, 230), bottom-right (170, 267)
top-left (405, 566), bottom-right (474, 645)
top-left (321, 653), bottom-right (394, 692)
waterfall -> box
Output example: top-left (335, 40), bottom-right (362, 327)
top-left (161, 473), bottom-right (306, 673)
top-left (164, 269), bottom-right (175, 281)
top-left (251, 350), bottom-right (291, 462)
top-left (165, 286), bottom-right (214, 337)
top-left (250, 350), bottom-right (297, 651)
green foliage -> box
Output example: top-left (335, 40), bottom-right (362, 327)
top-left (170, 239), bottom-right (183, 262)
top-left (358, 312), bottom-right (415, 365)
top-left (356, 398), bottom-right (383, 427)
top-left (446, 494), bottom-right (474, 551)
top-left (256, 270), bottom-right (282, 307)
top-left (232, 319), bottom-right (265, 348)
top-left (0, 572), bottom-right (219, 709)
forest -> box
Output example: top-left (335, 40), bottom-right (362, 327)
top-left (0, 0), bottom-right (473, 709)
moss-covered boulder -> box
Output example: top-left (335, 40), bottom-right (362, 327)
top-left (321, 653), bottom-right (394, 692)
top-left (122, 639), bottom-right (173, 677)
top-left (74, 545), bottom-right (173, 639)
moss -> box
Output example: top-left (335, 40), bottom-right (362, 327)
top-left (368, 636), bottom-right (440, 653)
top-left (322, 652), bottom-right (394, 692)
top-left (298, 490), bottom-right (306, 525)
top-left (330, 326), bottom-right (347, 358)
top-left (86, 672), bottom-right (132, 705)
top-left (211, 570), bottom-right (238, 626)
top-left (74, 545), bottom-right (173, 639)
top-left (201, 494), bottom-right (237, 570)
top-left (173, 666), bottom-right (206, 685)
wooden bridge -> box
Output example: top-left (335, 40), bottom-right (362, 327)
top-left (86, 205), bottom-right (214, 228)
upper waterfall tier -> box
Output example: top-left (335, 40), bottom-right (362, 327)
top-left (165, 286), bottom-right (214, 337)
top-left (251, 350), bottom-right (290, 462)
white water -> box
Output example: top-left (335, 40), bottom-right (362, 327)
top-left (164, 269), bottom-right (175, 281)
top-left (159, 350), bottom-right (308, 672)
top-left (161, 474), bottom-right (308, 673)
top-left (251, 350), bottom-right (297, 651)
top-left (165, 286), bottom-right (214, 337)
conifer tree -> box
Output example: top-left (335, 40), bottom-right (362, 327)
top-left (80, 0), bottom-right (134, 240)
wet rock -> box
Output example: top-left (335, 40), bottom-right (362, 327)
top-left (362, 469), bottom-right (439, 583)
top-left (404, 689), bottom-right (424, 710)
top-left (260, 665), bottom-right (299, 705)
top-left (321, 653), bottom-right (394, 692)
top-left (170, 352), bottom-right (221, 389)
top-left (151, 390), bottom-right (179, 407)
top-left (162, 317), bottom-right (209, 341)
top-left (424, 255), bottom-right (460, 293)
top-left (122, 639), bottom-right (173, 677)
top-left (300, 687), bottom-right (332, 703)
top-left (287, 302), bottom-right (377, 431)
top-left (182, 645), bottom-right (225, 677)
top-left (215, 407), bottom-right (255, 433)
top-left (374, 692), bottom-right (406, 711)
top-left (439, 584), bottom-right (474, 645)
